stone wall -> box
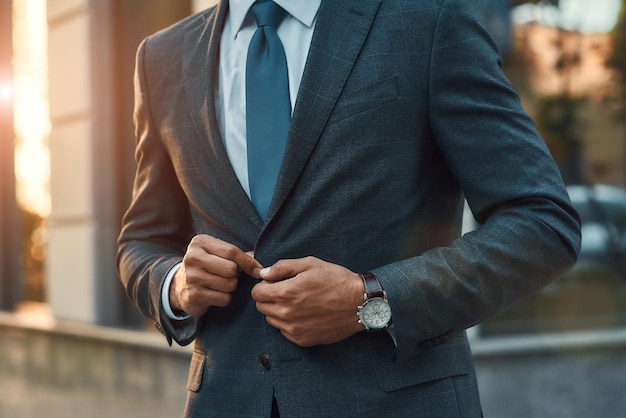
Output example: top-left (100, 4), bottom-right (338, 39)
top-left (0, 310), bottom-right (191, 418)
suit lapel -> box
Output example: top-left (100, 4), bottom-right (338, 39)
top-left (181, 0), bottom-right (382, 229)
top-left (183, 2), bottom-right (264, 229)
top-left (268, 0), bottom-right (382, 220)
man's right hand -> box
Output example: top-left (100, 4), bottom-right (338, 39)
top-left (169, 234), bottom-right (264, 317)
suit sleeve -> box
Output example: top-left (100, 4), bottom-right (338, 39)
top-left (373, 0), bottom-right (581, 363)
top-left (116, 37), bottom-right (200, 346)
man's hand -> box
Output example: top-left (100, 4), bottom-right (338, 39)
top-left (251, 256), bottom-right (365, 346)
top-left (169, 235), bottom-right (263, 317)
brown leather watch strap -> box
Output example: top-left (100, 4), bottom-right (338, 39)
top-left (360, 272), bottom-right (384, 299)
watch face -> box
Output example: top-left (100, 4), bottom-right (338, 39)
top-left (361, 297), bottom-right (392, 329)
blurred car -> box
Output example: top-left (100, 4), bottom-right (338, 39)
top-left (474, 184), bottom-right (626, 336)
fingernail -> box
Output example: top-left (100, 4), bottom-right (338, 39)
top-left (260, 267), bottom-right (271, 277)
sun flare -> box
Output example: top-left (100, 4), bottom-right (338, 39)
top-left (12, 0), bottom-right (51, 217)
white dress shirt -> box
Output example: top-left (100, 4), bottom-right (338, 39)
top-left (218, 0), bottom-right (319, 196)
top-left (162, 0), bottom-right (321, 320)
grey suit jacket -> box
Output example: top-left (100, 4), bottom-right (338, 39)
top-left (117, 0), bottom-right (581, 416)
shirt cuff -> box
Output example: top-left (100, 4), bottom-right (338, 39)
top-left (161, 262), bottom-right (192, 321)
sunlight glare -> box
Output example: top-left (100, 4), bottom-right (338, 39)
top-left (0, 83), bottom-right (12, 101)
top-left (13, 0), bottom-right (51, 217)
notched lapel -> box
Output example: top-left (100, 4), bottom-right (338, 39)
top-left (182, 3), bottom-right (263, 229)
top-left (268, 0), bottom-right (382, 221)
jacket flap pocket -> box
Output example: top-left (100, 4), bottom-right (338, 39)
top-left (374, 337), bottom-right (473, 392)
top-left (186, 351), bottom-right (205, 392)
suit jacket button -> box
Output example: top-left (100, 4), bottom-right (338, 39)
top-left (259, 353), bottom-right (271, 370)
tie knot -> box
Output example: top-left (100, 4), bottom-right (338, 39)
top-left (250, 0), bottom-right (287, 29)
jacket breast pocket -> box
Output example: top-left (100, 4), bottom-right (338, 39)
top-left (327, 75), bottom-right (399, 126)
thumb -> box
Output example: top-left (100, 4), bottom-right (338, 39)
top-left (260, 257), bottom-right (313, 282)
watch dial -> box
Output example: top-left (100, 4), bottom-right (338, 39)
top-left (363, 299), bottom-right (392, 328)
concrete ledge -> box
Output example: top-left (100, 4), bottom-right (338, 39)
top-left (0, 304), bottom-right (192, 418)
top-left (4, 303), bottom-right (626, 359)
top-left (2, 305), bottom-right (626, 417)
top-left (472, 330), bottom-right (626, 417)
top-left (0, 304), bottom-right (192, 356)
top-left (471, 328), bottom-right (626, 357)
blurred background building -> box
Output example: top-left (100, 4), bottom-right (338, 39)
top-left (1, 0), bottom-right (625, 417)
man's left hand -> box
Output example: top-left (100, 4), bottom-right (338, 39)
top-left (251, 257), bottom-right (365, 346)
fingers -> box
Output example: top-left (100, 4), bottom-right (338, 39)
top-left (170, 260), bottom-right (238, 316)
top-left (191, 235), bottom-right (263, 278)
top-left (235, 251), bottom-right (264, 279)
top-left (251, 257), bottom-right (366, 346)
top-left (259, 256), bottom-right (316, 282)
top-left (170, 235), bottom-right (264, 316)
top-left (252, 257), bottom-right (318, 303)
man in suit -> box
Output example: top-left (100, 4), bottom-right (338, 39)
top-left (117, 0), bottom-right (581, 416)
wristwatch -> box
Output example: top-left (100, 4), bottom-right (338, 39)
top-left (357, 272), bottom-right (392, 332)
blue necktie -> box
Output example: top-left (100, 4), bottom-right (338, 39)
top-left (246, 0), bottom-right (290, 219)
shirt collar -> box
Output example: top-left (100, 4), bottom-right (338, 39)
top-left (228, 0), bottom-right (321, 39)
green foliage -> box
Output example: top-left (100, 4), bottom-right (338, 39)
top-left (20, 209), bottom-right (45, 302)
top-left (536, 94), bottom-right (587, 161)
